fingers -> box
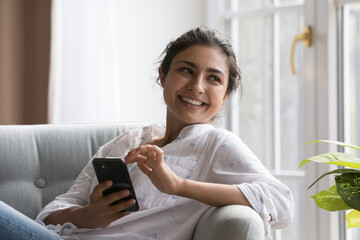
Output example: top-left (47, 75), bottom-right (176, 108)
top-left (109, 198), bottom-right (137, 213)
top-left (145, 145), bottom-right (164, 163)
top-left (125, 144), bottom-right (164, 165)
top-left (144, 144), bottom-right (162, 152)
top-left (91, 180), bottom-right (113, 201)
top-left (138, 162), bottom-right (153, 176)
top-left (87, 182), bottom-right (137, 228)
top-left (103, 189), bottom-right (130, 205)
top-left (93, 187), bottom-right (135, 212)
top-left (125, 145), bottom-right (147, 163)
top-left (92, 182), bottom-right (134, 208)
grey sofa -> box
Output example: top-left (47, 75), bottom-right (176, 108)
top-left (0, 123), bottom-right (264, 240)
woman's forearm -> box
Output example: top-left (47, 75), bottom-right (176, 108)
top-left (177, 179), bottom-right (252, 208)
top-left (43, 183), bottom-right (134, 229)
top-left (43, 206), bottom-right (89, 228)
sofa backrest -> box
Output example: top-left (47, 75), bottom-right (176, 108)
top-left (0, 122), bottom-right (147, 219)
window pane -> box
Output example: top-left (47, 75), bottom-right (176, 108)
top-left (279, 12), bottom-right (303, 170)
top-left (229, 16), bottom-right (274, 169)
top-left (224, 0), bottom-right (232, 10)
top-left (238, 0), bottom-right (262, 9)
top-left (265, 0), bottom-right (304, 5)
top-left (224, 0), bottom-right (262, 10)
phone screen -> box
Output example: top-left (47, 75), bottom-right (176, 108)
top-left (92, 158), bottom-right (139, 211)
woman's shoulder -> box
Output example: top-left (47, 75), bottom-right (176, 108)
top-left (204, 128), bottom-right (264, 169)
top-left (206, 126), bottom-right (242, 142)
top-left (205, 127), bottom-right (256, 155)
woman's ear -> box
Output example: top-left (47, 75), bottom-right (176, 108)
top-left (223, 93), bottom-right (228, 102)
top-left (158, 66), bottom-right (165, 87)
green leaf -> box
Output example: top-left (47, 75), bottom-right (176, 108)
top-left (346, 210), bottom-right (360, 228)
top-left (307, 140), bottom-right (360, 151)
top-left (299, 152), bottom-right (360, 169)
top-left (311, 185), bottom-right (351, 211)
top-left (307, 169), bottom-right (360, 190)
top-left (336, 173), bottom-right (360, 211)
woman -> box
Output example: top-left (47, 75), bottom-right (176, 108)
top-left (2, 27), bottom-right (293, 240)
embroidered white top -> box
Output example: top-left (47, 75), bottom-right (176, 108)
top-left (36, 124), bottom-right (293, 240)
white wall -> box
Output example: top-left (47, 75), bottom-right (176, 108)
top-left (50, 0), bottom-right (206, 124)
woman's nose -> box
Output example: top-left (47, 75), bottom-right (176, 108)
top-left (188, 75), bottom-right (205, 93)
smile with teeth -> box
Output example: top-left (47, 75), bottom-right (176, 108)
top-left (180, 96), bottom-right (204, 106)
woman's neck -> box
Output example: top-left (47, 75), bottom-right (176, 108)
top-left (151, 114), bottom-right (192, 147)
top-left (151, 114), bottom-right (212, 148)
top-left (151, 122), bottom-right (185, 148)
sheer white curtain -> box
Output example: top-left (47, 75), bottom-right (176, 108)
top-left (49, 0), bottom-right (206, 124)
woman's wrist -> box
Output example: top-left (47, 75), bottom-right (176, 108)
top-left (176, 178), bottom-right (193, 199)
top-left (43, 205), bottom-right (92, 228)
top-left (69, 205), bottom-right (90, 228)
top-left (174, 177), bottom-right (187, 196)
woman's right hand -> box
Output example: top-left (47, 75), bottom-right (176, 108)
top-left (81, 180), bottom-right (136, 228)
top-left (43, 180), bottom-right (136, 228)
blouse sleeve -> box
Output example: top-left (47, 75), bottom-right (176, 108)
top-left (209, 130), bottom-right (294, 237)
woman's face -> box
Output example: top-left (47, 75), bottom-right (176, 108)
top-left (159, 45), bottom-right (229, 126)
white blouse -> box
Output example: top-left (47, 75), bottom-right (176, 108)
top-left (36, 124), bottom-right (293, 240)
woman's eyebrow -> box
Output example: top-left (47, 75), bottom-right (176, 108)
top-left (176, 60), bottom-right (196, 68)
top-left (176, 60), bottom-right (225, 76)
top-left (207, 67), bottom-right (225, 76)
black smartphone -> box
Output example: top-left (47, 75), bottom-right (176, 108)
top-left (92, 158), bottom-right (139, 211)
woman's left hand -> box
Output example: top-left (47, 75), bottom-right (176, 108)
top-left (124, 145), bottom-right (183, 195)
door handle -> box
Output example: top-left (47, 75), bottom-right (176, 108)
top-left (291, 25), bottom-right (312, 75)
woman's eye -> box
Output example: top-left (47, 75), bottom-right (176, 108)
top-left (209, 75), bottom-right (222, 83)
top-left (180, 68), bottom-right (192, 74)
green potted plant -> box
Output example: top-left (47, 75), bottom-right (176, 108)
top-left (300, 140), bottom-right (360, 228)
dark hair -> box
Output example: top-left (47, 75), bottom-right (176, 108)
top-left (158, 27), bottom-right (242, 96)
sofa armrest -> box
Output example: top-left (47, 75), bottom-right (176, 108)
top-left (192, 205), bottom-right (264, 240)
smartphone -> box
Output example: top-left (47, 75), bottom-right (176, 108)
top-left (92, 158), bottom-right (139, 211)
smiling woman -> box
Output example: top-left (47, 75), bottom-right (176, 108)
top-left (0, 27), bottom-right (293, 240)
top-left (39, 27), bottom-right (294, 240)
top-left (160, 45), bottom-right (229, 130)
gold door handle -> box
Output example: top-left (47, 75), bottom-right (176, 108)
top-left (291, 25), bottom-right (312, 75)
